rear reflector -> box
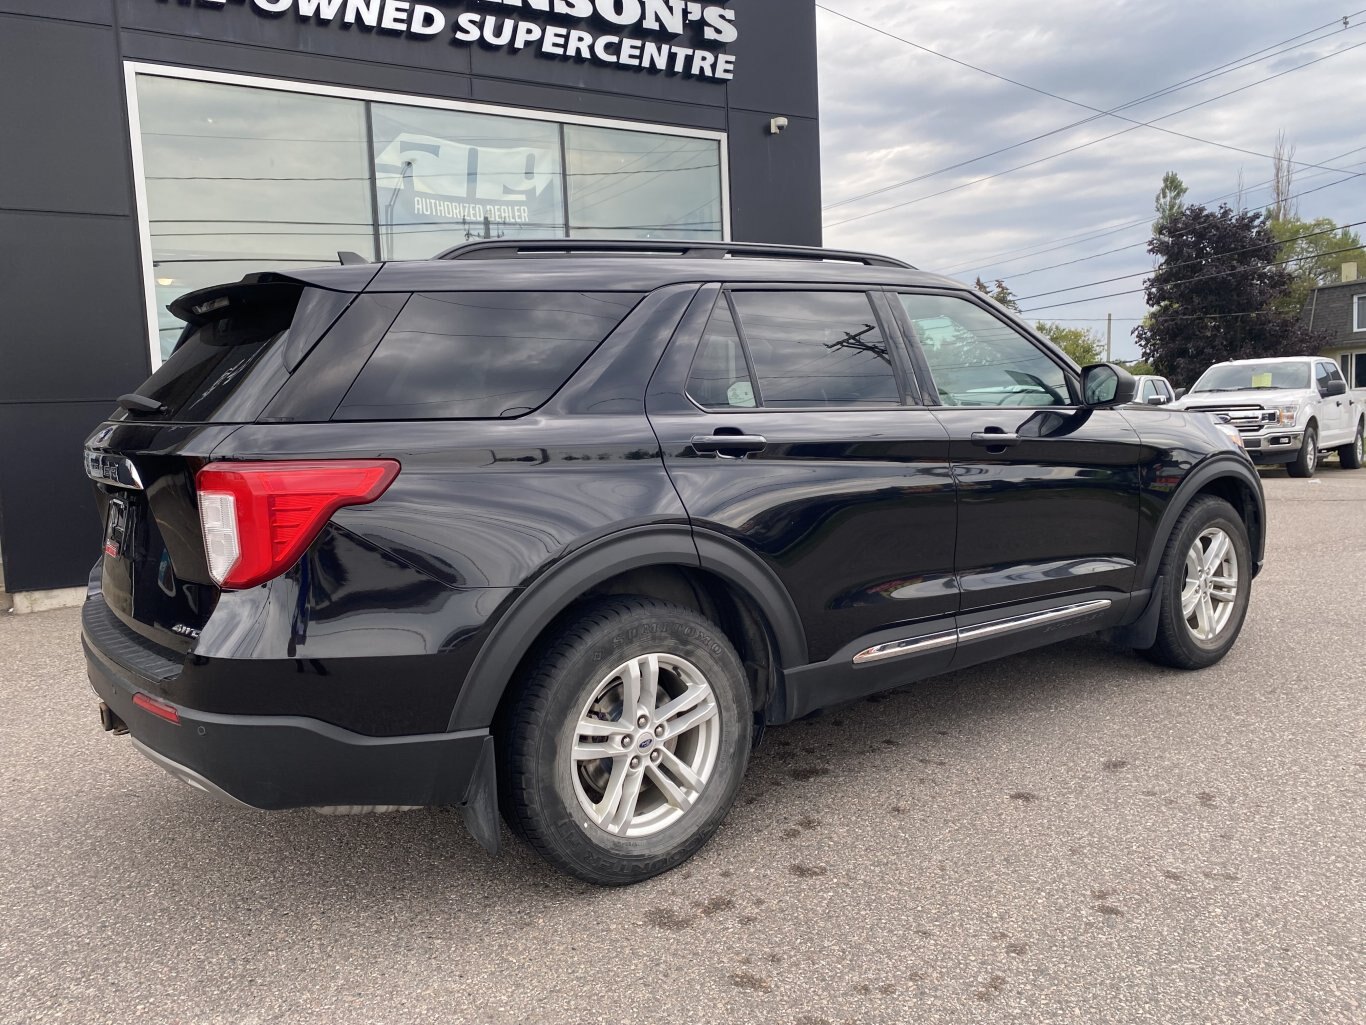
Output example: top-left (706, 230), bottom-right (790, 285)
top-left (133, 692), bottom-right (181, 725)
top-left (195, 460), bottom-right (400, 590)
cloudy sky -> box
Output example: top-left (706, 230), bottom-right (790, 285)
top-left (814, 1), bottom-right (1366, 359)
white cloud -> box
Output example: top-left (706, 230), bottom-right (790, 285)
top-left (816, 1), bottom-right (1366, 357)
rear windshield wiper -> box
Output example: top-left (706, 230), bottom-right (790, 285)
top-left (117, 393), bottom-right (168, 415)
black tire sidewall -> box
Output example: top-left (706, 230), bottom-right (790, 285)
top-left (511, 603), bottom-right (751, 884)
top-left (1290, 427), bottom-right (1317, 477)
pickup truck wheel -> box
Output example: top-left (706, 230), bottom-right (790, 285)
top-left (498, 597), bottom-right (751, 886)
top-left (1287, 425), bottom-right (1317, 478)
top-left (1339, 419), bottom-right (1364, 470)
top-left (1143, 496), bottom-right (1252, 670)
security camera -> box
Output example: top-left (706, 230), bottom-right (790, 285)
top-left (768, 116), bottom-right (789, 136)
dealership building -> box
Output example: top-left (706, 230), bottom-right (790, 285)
top-left (0, 0), bottom-right (821, 605)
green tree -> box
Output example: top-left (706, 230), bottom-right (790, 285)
top-left (1136, 203), bottom-right (1326, 386)
top-left (973, 276), bottom-right (1021, 312)
top-left (1153, 171), bottom-right (1189, 236)
top-left (1035, 321), bottom-right (1104, 365)
top-left (1116, 358), bottom-right (1155, 376)
top-left (1267, 216), bottom-right (1366, 312)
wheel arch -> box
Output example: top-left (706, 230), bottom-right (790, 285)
top-left (446, 526), bottom-right (807, 731)
top-left (1139, 455), bottom-right (1266, 592)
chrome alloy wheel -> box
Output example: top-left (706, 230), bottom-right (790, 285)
top-left (570, 653), bottom-right (721, 838)
top-left (1356, 429), bottom-right (1364, 464)
top-left (1181, 527), bottom-right (1240, 642)
top-left (1306, 439), bottom-right (1318, 473)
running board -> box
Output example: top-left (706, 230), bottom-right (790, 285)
top-left (852, 599), bottom-right (1114, 666)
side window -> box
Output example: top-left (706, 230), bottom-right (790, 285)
top-left (1141, 380), bottom-right (1159, 401)
top-left (1162, 381), bottom-right (1175, 401)
top-left (1327, 364), bottom-right (1346, 386)
top-left (897, 293), bottom-right (1069, 407)
top-left (687, 297), bottom-right (756, 409)
top-left (335, 291), bottom-right (641, 420)
top-left (728, 291), bottom-right (901, 408)
top-left (1315, 362), bottom-right (1332, 393)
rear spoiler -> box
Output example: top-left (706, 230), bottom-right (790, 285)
top-left (168, 265), bottom-right (383, 325)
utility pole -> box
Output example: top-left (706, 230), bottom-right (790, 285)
top-left (1106, 313), bottom-right (1113, 362)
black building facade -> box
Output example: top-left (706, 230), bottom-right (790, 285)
top-left (0, 0), bottom-right (822, 595)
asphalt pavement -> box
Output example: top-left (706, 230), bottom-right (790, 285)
top-left (2, 467), bottom-right (1363, 1025)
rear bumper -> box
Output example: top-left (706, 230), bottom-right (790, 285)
top-left (83, 626), bottom-right (491, 814)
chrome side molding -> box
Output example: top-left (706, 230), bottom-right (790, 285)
top-left (958, 599), bottom-right (1114, 643)
top-left (852, 630), bottom-right (957, 665)
top-left (852, 599), bottom-right (1114, 666)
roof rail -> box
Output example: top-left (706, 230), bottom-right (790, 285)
top-left (435, 238), bottom-right (914, 269)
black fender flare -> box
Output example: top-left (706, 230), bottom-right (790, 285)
top-left (1138, 453), bottom-right (1265, 593)
top-left (446, 525), bottom-right (808, 731)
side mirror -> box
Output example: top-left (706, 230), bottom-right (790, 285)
top-left (1146, 394), bottom-right (1167, 405)
top-left (1325, 379), bottom-right (1348, 397)
top-left (1174, 387), bottom-right (1188, 400)
top-left (1080, 363), bottom-right (1137, 408)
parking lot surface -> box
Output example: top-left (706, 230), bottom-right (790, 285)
top-left (2, 469), bottom-right (1363, 1025)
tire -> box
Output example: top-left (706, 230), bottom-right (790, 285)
top-left (498, 596), bottom-right (752, 886)
top-left (1287, 424), bottom-right (1318, 478)
top-left (1338, 419), bottom-right (1364, 470)
top-left (1142, 496), bottom-right (1252, 670)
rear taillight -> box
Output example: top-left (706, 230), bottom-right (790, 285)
top-left (194, 460), bottom-right (400, 590)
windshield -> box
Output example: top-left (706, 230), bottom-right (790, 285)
top-left (1190, 362), bottom-right (1310, 392)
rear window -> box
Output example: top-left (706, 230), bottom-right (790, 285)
top-left (334, 291), bottom-right (642, 420)
top-left (132, 282), bottom-right (303, 422)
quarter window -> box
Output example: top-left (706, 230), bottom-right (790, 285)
top-left (897, 294), bottom-right (1069, 407)
top-left (335, 291), bottom-right (641, 420)
top-left (727, 292), bottom-right (900, 408)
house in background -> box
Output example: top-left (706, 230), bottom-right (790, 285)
top-left (1303, 263), bottom-right (1366, 388)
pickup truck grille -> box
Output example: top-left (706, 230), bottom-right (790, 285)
top-left (1185, 405), bottom-right (1278, 434)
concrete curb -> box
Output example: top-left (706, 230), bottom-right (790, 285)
top-left (6, 587), bottom-right (85, 615)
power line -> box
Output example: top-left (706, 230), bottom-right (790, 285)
top-left (825, 38), bottom-right (1366, 231)
top-left (1013, 219), bottom-right (1366, 302)
top-left (943, 146), bottom-right (1366, 276)
top-left (1019, 243), bottom-right (1366, 312)
top-left (821, 10), bottom-right (1366, 213)
top-left (991, 161), bottom-right (1366, 282)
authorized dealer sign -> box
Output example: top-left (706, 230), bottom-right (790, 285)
top-left (163, 0), bottom-right (741, 81)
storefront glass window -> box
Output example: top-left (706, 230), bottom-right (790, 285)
top-left (565, 125), bottom-right (723, 239)
top-left (136, 76), bottom-right (376, 359)
top-left (134, 72), bottom-right (725, 364)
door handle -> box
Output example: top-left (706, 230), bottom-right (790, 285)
top-left (970, 431), bottom-right (1021, 448)
top-left (691, 433), bottom-right (768, 457)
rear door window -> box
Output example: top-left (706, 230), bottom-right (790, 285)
top-left (335, 291), bottom-right (642, 420)
top-left (726, 291), bottom-right (900, 408)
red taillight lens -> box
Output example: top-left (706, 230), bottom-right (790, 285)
top-left (195, 460), bottom-right (400, 590)
top-left (133, 692), bottom-right (181, 725)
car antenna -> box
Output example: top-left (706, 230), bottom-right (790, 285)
top-left (337, 251), bottom-right (370, 266)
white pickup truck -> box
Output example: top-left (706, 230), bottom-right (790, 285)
top-left (1173, 356), bottom-right (1365, 478)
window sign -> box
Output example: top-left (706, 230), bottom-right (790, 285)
top-left (372, 104), bottom-right (566, 259)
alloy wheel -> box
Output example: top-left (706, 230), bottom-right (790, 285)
top-left (571, 653), bottom-right (721, 838)
top-left (1181, 527), bottom-right (1240, 642)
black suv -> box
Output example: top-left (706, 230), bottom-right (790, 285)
top-left (82, 240), bottom-right (1264, 884)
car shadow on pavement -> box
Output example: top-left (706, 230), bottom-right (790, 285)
top-left (87, 632), bottom-right (1176, 906)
